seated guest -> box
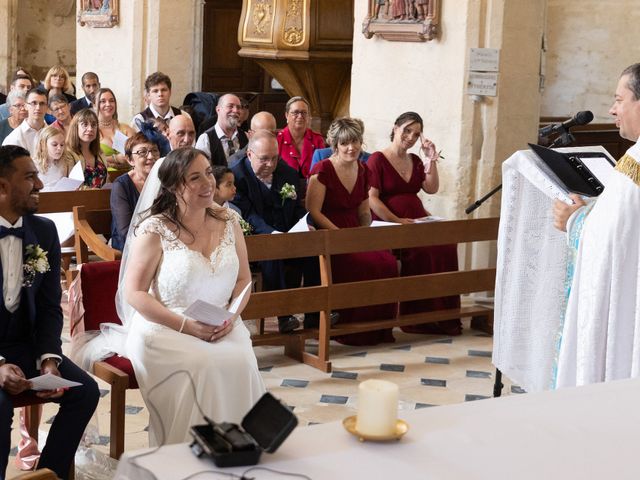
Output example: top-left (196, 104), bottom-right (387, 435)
top-left (310, 118), bottom-right (371, 170)
top-left (306, 117), bottom-right (398, 345)
top-left (2, 88), bottom-right (48, 154)
top-left (95, 88), bottom-right (134, 169)
top-left (167, 114), bottom-right (197, 151)
top-left (0, 145), bottom-right (99, 479)
top-left (70, 72), bottom-right (100, 116)
top-left (124, 147), bottom-right (265, 445)
top-left (33, 126), bottom-right (74, 190)
top-left (195, 94), bottom-right (248, 166)
top-left (213, 165), bottom-right (241, 215)
top-left (231, 130), bottom-right (320, 333)
top-left (43, 65), bottom-right (76, 103)
top-left (110, 128), bottom-right (167, 251)
top-left (0, 73), bottom-right (32, 121)
top-left (0, 91), bottom-right (27, 145)
top-left (131, 72), bottom-right (182, 131)
top-left (277, 96), bottom-right (325, 181)
top-left (228, 111), bottom-right (278, 167)
top-left (65, 109), bottom-right (108, 189)
top-left (48, 94), bottom-right (72, 137)
top-left (367, 112), bottom-right (461, 335)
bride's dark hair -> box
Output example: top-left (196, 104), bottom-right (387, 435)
top-left (138, 147), bottom-right (227, 242)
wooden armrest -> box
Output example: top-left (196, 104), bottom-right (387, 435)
top-left (93, 360), bottom-right (130, 389)
top-left (73, 205), bottom-right (122, 262)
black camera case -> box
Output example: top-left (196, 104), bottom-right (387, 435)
top-left (189, 392), bottom-right (297, 467)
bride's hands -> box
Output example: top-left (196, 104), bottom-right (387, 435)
top-left (183, 319), bottom-right (234, 342)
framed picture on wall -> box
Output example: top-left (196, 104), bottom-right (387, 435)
top-left (363, 0), bottom-right (440, 42)
top-left (78, 0), bottom-right (119, 28)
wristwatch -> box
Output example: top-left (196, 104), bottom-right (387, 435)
top-left (0, 357), bottom-right (5, 367)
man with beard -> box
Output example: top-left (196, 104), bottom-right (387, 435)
top-left (0, 145), bottom-right (99, 479)
top-left (69, 72), bottom-right (100, 116)
top-left (195, 93), bottom-right (248, 166)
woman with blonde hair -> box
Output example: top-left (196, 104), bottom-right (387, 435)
top-left (43, 65), bottom-right (76, 103)
top-left (66, 108), bottom-right (108, 189)
top-left (33, 125), bottom-right (74, 190)
top-left (94, 87), bottom-right (134, 169)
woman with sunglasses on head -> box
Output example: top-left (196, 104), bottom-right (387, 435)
top-left (43, 65), bottom-right (76, 103)
top-left (95, 88), bottom-right (134, 169)
top-left (276, 96), bottom-right (325, 182)
top-left (66, 108), bottom-right (108, 189)
top-left (48, 94), bottom-right (72, 137)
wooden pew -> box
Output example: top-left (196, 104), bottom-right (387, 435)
top-left (244, 218), bottom-right (499, 372)
top-left (72, 205), bottom-right (121, 264)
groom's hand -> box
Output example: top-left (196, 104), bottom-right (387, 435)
top-left (37, 359), bottom-right (64, 399)
top-left (0, 364), bottom-right (31, 394)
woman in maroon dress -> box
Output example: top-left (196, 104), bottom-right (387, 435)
top-left (306, 117), bottom-right (398, 346)
top-left (368, 111), bottom-right (462, 335)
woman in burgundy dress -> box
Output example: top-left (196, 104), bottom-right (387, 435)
top-left (306, 117), bottom-right (398, 346)
top-left (368, 111), bottom-right (462, 335)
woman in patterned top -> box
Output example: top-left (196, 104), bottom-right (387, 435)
top-left (65, 108), bottom-right (108, 189)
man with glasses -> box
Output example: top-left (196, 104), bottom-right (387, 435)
top-left (196, 93), bottom-right (248, 166)
top-left (0, 91), bottom-right (27, 145)
top-left (228, 111), bottom-right (278, 166)
top-left (0, 74), bottom-right (33, 122)
top-left (69, 72), bottom-right (100, 116)
top-left (231, 130), bottom-right (324, 333)
top-left (2, 89), bottom-right (47, 154)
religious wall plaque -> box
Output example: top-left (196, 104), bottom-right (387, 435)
top-left (78, 0), bottom-right (119, 28)
top-left (362, 0), bottom-right (440, 42)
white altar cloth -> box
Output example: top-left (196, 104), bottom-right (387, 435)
top-left (114, 377), bottom-right (640, 480)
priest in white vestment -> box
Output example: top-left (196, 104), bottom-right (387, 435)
top-left (554, 63), bottom-right (640, 388)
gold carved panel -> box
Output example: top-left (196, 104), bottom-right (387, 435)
top-left (282, 0), bottom-right (306, 47)
top-left (243, 0), bottom-right (276, 44)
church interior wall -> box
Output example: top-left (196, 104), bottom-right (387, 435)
top-left (541, 0), bottom-right (640, 121)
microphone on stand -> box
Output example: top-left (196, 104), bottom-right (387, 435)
top-left (465, 111), bottom-right (595, 214)
top-left (539, 110), bottom-right (594, 138)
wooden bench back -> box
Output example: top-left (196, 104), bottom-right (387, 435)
top-left (38, 190), bottom-right (111, 214)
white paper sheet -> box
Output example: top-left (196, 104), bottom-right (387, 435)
top-left (29, 373), bottom-right (82, 391)
top-left (112, 130), bottom-right (129, 154)
top-left (370, 220), bottom-right (400, 227)
top-left (48, 177), bottom-right (83, 192)
top-left (414, 215), bottom-right (445, 223)
top-left (183, 282), bottom-right (252, 326)
top-left (37, 212), bottom-right (74, 243)
top-left (69, 161), bottom-right (84, 181)
top-left (288, 213), bottom-right (310, 233)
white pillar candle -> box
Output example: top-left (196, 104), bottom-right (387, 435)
top-left (356, 379), bottom-right (399, 436)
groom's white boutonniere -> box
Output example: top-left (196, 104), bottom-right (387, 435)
top-left (23, 244), bottom-right (50, 287)
top-left (279, 183), bottom-right (297, 206)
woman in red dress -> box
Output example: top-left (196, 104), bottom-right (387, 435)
top-left (368, 111), bottom-right (462, 335)
top-left (306, 117), bottom-right (398, 346)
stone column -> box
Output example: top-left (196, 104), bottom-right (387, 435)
top-left (0, 0), bottom-right (18, 91)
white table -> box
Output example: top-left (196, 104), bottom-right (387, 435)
top-left (114, 377), bottom-right (640, 479)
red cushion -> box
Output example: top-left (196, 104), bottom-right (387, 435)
top-left (103, 354), bottom-right (139, 389)
top-left (81, 261), bottom-right (121, 331)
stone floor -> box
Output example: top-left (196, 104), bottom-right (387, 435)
top-left (6, 311), bottom-right (521, 478)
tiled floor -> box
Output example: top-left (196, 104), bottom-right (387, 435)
top-left (7, 316), bottom-right (521, 479)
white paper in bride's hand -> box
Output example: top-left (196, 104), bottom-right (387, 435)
top-left (112, 130), bottom-right (129, 154)
top-left (184, 283), bottom-right (251, 326)
top-left (30, 373), bottom-right (82, 391)
top-left (371, 220), bottom-right (401, 227)
top-left (288, 213), bottom-right (310, 233)
top-left (68, 161), bottom-right (84, 182)
top-left (414, 215), bottom-right (445, 223)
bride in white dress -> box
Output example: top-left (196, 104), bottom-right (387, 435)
top-left (123, 147), bottom-right (265, 445)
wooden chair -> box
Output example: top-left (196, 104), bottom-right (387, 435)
top-left (71, 260), bottom-right (136, 460)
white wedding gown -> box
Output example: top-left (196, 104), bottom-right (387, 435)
top-left (125, 214), bottom-right (266, 446)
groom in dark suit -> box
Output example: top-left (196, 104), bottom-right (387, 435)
top-left (231, 130), bottom-right (322, 333)
top-left (0, 146), bottom-right (99, 479)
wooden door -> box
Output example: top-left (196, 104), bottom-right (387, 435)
top-left (201, 0), bottom-right (263, 93)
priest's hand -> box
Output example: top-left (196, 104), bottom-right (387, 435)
top-left (553, 194), bottom-right (586, 232)
top-left (0, 364), bottom-right (31, 395)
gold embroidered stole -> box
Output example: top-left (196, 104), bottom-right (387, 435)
top-left (614, 153), bottom-right (640, 187)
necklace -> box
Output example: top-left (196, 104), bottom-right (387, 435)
top-left (99, 119), bottom-right (114, 128)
